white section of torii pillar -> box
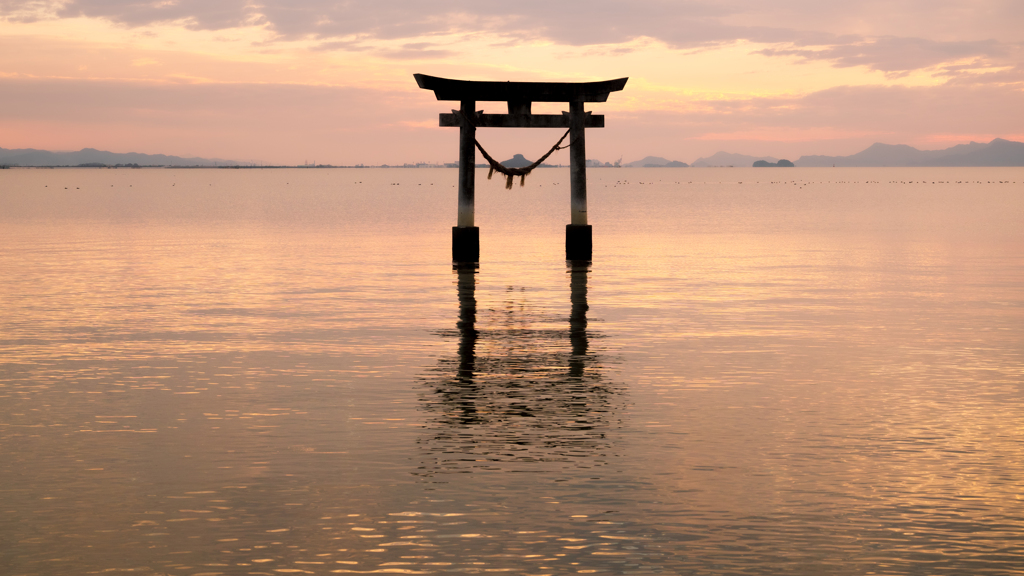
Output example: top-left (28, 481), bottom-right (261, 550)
top-left (569, 100), bottom-right (588, 228)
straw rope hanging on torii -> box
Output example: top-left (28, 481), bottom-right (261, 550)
top-left (458, 109), bottom-right (574, 190)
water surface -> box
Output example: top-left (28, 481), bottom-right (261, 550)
top-left (2, 167), bottom-right (1023, 575)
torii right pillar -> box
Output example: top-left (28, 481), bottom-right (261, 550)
top-left (566, 100), bottom-right (591, 261)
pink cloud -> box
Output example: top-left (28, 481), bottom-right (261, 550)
top-left (4, 1), bottom-right (1014, 75)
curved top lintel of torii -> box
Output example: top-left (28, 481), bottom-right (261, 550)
top-left (414, 74), bottom-right (628, 104)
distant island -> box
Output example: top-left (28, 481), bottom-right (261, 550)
top-left (753, 159), bottom-right (794, 167)
top-left (499, 153), bottom-right (556, 169)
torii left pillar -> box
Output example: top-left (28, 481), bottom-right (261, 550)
top-left (566, 100), bottom-right (591, 261)
top-left (452, 99), bottom-right (479, 263)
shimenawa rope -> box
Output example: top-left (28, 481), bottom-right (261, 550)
top-left (459, 110), bottom-right (574, 190)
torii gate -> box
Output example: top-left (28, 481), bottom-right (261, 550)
top-left (414, 74), bottom-right (628, 263)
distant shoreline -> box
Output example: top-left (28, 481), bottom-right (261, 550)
top-left (4, 164), bottom-right (1022, 170)
top-left (5, 138), bottom-right (1024, 169)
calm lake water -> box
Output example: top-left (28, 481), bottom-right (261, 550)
top-left (2, 167), bottom-right (1023, 575)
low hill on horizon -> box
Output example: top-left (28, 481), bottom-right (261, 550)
top-left (691, 151), bottom-right (779, 167)
top-left (0, 147), bottom-right (243, 167)
top-left (497, 153), bottom-right (556, 169)
top-left (623, 156), bottom-right (688, 167)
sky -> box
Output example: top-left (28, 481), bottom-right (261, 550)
top-left (1, 0), bottom-right (1022, 165)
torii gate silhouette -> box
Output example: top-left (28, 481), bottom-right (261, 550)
top-left (415, 74), bottom-right (628, 263)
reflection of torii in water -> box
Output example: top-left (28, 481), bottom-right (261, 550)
top-left (415, 264), bottom-right (623, 477)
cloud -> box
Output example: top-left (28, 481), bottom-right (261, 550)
top-left (4, 1), bottom-right (1016, 72)
top-left (652, 82), bottom-right (1024, 146)
top-left (379, 47), bottom-right (456, 60)
top-left (308, 39), bottom-right (374, 53)
top-left (31, 1), bottom-right (814, 48)
top-left (940, 64), bottom-right (1024, 85)
top-left (0, 0), bottom-right (64, 22)
top-left (0, 77), bottom-right (415, 124)
top-left (756, 37), bottom-right (1007, 74)
top-left (54, 0), bottom-right (261, 31)
top-left (310, 38), bottom-right (455, 59)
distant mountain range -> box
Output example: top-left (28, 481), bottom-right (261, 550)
top-left (0, 147), bottom-right (242, 167)
top-left (5, 138), bottom-right (1022, 169)
top-left (622, 138), bottom-right (1024, 168)
top-left (795, 138), bottom-right (1024, 167)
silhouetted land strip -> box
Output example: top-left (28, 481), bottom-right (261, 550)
top-left (5, 136), bottom-right (1023, 168)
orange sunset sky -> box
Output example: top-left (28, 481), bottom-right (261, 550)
top-left (2, 0), bottom-right (1022, 165)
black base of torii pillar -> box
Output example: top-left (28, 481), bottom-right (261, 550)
top-left (452, 226), bottom-right (479, 262)
top-left (565, 225), bottom-right (592, 261)
top-left (414, 74), bottom-right (627, 264)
